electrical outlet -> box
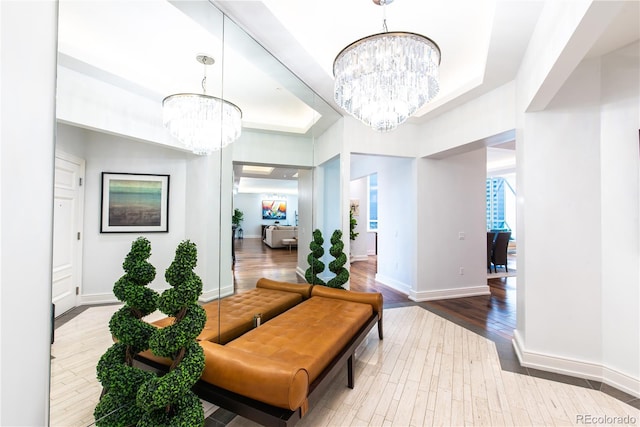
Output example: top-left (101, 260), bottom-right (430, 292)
top-left (459, 267), bottom-right (464, 275)
top-left (458, 232), bottom-right (465, 240)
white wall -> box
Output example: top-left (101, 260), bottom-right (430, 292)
top-left (0, 2), bottom-right (57, 424)
top-left (600, 42), bottom-right (640, 386)
top-left (375, 157), bottom-right (416, 293)
top-left (234, 193), bottom-right (299, 237)
top-left (56, 124), bottom-right (189, 300)
top-left (296, 169), bottom-right (313, 278)
top-left (416, 149), bottom-right (489, 301)
top-left (318, 156), bottom-right (341, 282)
top-left (512, 1), bottom-right (640, 397)
top-left (57, 123), bottom-right (233, 302)
top-left (350, 154), bottom-right (416, 294)
top-left (57, 65), bottom-right (182, 151)
top-left (349, 176), bottom-right (368, 261)
top-left (419, 82), bottom-right (516, 157)
top-left (232, 129), bottom-right (313, 167)
top-left (519, 58), bottom-right (603, 364)
top-left (344, 116), bottom-right (420, 158)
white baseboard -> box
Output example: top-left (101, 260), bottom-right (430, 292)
top-left (79, 293), bottom-right (119, 305)
top-left (296, 267), bottom-right (307, 281)
top-left (374, 274), bottom-right (411, 295)
top-left (350, 255), bottom-right (368, 263)
top-left (409, 285), bottom-right (490, 302)
top-left (367, 250), bottom-right (376, 256)
top-left (602, 366), bottom-right (640, 398)
top-left (513, 330), bottom-right (640, 398)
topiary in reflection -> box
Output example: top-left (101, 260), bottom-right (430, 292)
top-left (305, 229), bottom-right (326, 285)
top-left (94, 237), bottom-right (159, 426)
top-left (327, 229), bottom-right (349, 289)
top-left (137, 240), bottom-right (206, 427)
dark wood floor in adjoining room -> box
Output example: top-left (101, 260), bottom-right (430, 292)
top-left (233, 238), bottom-right (513, 338)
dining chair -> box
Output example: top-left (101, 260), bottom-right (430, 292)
top-left (487, 231), bottom-right (497, 273)
top-left (491, 231), bottom-right (511, 272)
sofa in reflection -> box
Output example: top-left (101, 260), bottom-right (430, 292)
top-left (263, 225), bottom-right (298, 248)
top-left (136, 278), bottom-right (383, 427)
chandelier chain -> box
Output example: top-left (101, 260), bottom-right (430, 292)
top-left (382, 1), bottom-right (388, 32)
top-left (201, 60), bottom-right (208, 94)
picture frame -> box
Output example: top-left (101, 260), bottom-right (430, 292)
top-left (262, 200), bottom-right (287, 220)
top-left (100, 172), bottom-right (170, 233)
top-left (350, 199), bottom-right (360, 216)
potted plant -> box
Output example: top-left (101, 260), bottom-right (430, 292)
top-left (137, 240), bottom-right (207, 427)
top-left (327, 229), bottom-right (349, 289)
top-left (232, 208), bottom-right (244, 239)
top-left (350, 210), bottom-right (359, 241)
top-left (305, 229), bottom-right (326, 285)
top-left (94, 237), bottom-right (159, 426)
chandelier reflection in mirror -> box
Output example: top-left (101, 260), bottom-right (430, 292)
top-left (163, 55), bottom-right (242, 155)
top-left (333, 0), bottom-right (440, 132)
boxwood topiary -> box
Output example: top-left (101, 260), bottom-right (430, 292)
top-left (137, 240), bottom-right (206, 427)
top-left (327, 229), bottom-right (349, 289)
top-left (94, 237), bottom-right (159, 426)
top-left (304, 229), bottom-right (326, 285)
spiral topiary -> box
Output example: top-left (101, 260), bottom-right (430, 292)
top-left (305, 229), bottom-right (326, 285)
top-left (94, 237), bottom-right (159, 427)
top-left (137, 240), bottom-right (206, 427)
top-left (327, 229), bottom-right (349, 289)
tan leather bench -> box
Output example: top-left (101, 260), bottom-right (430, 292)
top-left (136, 281), bottom-right (383, 427)
top-left (151, 278), bottom-right (311, 343)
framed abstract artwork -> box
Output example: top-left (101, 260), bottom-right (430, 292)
top-left (100, 172), bottom-right (170, 233)
top-left (262, 200), bottom-right (286, 220)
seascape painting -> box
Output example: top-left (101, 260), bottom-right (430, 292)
top-left (108, 180), bottom-right (162, 226)
top-left (101, 173), bottom-right (169, 232)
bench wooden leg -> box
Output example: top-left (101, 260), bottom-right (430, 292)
top-left (347, 355), bottom-right (354, 389)
top-left (378, 320), bottom-right (383, 340)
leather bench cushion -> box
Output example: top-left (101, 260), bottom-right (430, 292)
top-left (152, 287), bottom-right (303, 343)
top-left (311, 285), bottom-right (383, 320)
top-left (227, 296), bottom-right (373, 383)
top-left (199, 341), bottom-right (309, 411)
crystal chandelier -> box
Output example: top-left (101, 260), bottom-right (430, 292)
top-left (163, 55), bottom-right (242, 155)
top-left (333, 0), bottom-right (440, 132)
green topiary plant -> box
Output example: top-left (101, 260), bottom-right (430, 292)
top-left (137, 240), bottom-right (207, 427)
top-left (304, 229), bottom-right (326, 285)
top-left (327, 229), bottom-right (349, 289)
top-left (94, 237), bottom-right (159, 427)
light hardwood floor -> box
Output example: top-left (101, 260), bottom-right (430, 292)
top-left (50, 239), bottom-right (639, 426)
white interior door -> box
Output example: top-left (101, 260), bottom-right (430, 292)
top-left (52, 152), bottom-right (85, 317)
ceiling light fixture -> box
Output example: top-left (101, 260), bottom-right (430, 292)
top-left (333, 0), bottom-right (441, 132)
top-left (163, 54), bottom-right (242, 155)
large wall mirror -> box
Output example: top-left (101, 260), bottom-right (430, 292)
top-left (51, 0), bottom-right (341, 424)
